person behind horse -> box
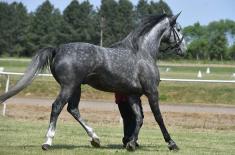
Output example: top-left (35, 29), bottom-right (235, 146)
top-left (115, 93), bottom-right (144, 147)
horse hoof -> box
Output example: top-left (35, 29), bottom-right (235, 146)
top-left (135, 141), bottom-right (140, 148)
top-left (126, 141), bottom-right (136, 151)
top-left (168, 140), bottom-right (179, 151)
top-left (41, 144), bottom-right (50, 151)
top-left (90, 137), bottom-right (100, 148)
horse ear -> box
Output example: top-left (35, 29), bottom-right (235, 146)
top-left (170, 11), bottom-right (181, 26)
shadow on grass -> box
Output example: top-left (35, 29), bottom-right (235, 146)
top-left (52, 144), bottom-right (90, 150)
top-left (53, 143), bottom-right (161, 151)
top-left (0, 143), bottom-right (162, 152)
top-left (103, 143), bottom-right (161, 152)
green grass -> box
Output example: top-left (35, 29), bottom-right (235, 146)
top-left (0, 59), bottom-right (30, 72)
top-left (0, 116), bottom-right (235, 155)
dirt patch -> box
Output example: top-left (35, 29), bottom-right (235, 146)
top-left (1, 103), bottom-right (235, 130)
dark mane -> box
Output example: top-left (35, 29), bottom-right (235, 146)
top-left (111, 14), bottom-right (168, 51)
top-left (131, 14), bottom-right (168, 50)
top-left (133, 14), bottom-right (168, 39)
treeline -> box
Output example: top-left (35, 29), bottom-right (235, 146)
top-left (0, 0), bottom-right (172, 57)
top-left (184, 21), bottom-right (235, 60)
top-left (0, 0), bottom-right (235, 60)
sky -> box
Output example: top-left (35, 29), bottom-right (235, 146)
top-left (3, 0), bottom-right (235, 27)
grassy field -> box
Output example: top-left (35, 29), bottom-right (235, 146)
top-left (1, 58), bottom-right (235, 105)
top-left (0, 116), bottom-right (235, 155)
top-left (1, 56), bottom-right (235, 155)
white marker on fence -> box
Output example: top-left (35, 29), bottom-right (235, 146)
top-left (197, 70), bottom-right (202, 78)
top-left (0, 67), bottom-right (4, 72)
top-left (165, 67), bottom-right (170, 72)
top-left (2, 75), bottom-right (9, 116)
top-left (0, 67), bottom-right (6, 116)
top-left (206, 67), bottom-right (210, 74)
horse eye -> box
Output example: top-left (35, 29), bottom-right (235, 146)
top-left (175, 24), bottom-right (181, 31)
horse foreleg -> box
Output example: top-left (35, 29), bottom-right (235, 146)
top-left (67, 87), bottom-right (100, 147)
top-left (42, 87), bottom-right (71, 150)
top-left (147, 89), bottom-right (179, 151)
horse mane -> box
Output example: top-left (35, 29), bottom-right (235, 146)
top-left (111, 14), bottom-right (168, 52)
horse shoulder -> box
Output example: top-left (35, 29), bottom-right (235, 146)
top-left (137, 59), bottom-right (160, 84)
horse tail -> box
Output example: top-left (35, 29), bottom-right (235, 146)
top-left (0, 47), bottom-right (55, 104)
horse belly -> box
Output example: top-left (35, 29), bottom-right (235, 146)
top-left (85, 74), bottom-right (142, 94)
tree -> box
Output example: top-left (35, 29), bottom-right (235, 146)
top-left (76, 0), bottom-right (99, 44)
top-left (187, 39), bottom-right (209, 60)
top-left (99, 0), bottom-right (119, 46)
top-left (115, 0), bottom-right (135, 40)
top-left (183, 22), bottom-right (206, 44)
top-left (149, 0), bottom-right (172, 15)
top-left (63, 0), bottom-right (99, 44)
top-left (0, 2), bottom-right (12, 55)
top-left (136, 0), bottom-right (150, 19)
top-left (136, 0), bottom-right (172, 21)
top-left (0, 2), bottom-right (29, 56)
top-left (228, 43), bottom-right (235, 60)
top-left (27, 0), bottom-right (63, 56)
top-left (208, 32), bottom-right (228, 60)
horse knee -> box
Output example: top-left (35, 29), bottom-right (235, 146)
top-left (67, 106), bottom-right (80, 117)
top-left (67, 106), bottom-right (72, 114)
top-left (51, 103), bottom-right (63, 116)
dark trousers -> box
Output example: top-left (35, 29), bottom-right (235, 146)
top-left (117, 98), bottom-right (144, 145)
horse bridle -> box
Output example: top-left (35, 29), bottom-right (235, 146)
top-left (161, 25), bottom-right (184, 52)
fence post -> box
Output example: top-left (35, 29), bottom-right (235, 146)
top-left (2, 75), bottom-right (9, 116)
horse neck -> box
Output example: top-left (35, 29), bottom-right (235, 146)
top-left (140, 19), bottom-right (169, 61)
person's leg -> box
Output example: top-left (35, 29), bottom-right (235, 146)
top-left (118, 102), bottom-right (136, 146)
top-left (116, 94), bottom-right (143, 147)
top-left (125, 95), bottom-right (143, 151)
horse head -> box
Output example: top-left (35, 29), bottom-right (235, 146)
top-left (162, 12), bottom-right (187, 56)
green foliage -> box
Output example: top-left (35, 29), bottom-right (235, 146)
top-left (184, 20), bottom-right (235, 60)
top-left (115, 0), bottom-right (135, 41)
top-left (99, 0), bottom-right (119, 46)
top-left (98, 0), bottom-right (173, 46)
top-left (149, 0), bottom-right (172, 15)
top-left (63, 0), bottom-right (99, 44)
top-left (0, 2), bottom-right (29, 56)
top-left (187, 38), bottom-right (209, 60)
top-left (136, 0), bottom-right (149, 18)
top-left (0, 0), bottom-right (235, 61)
top-left (228, 43), bottom-right (235, 60)
top-left (136, 0), bottom-right (172, 19)
top-left (26, 1), bottom-right (64, 56)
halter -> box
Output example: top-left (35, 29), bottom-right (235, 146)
top-left (161, 25), bottom-right (184, 52)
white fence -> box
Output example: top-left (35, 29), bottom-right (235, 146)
top-left (1, 71), bottom-right (235, 116)
top-left (0, 71), bottom-right (52, 116)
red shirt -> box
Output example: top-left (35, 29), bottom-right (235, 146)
top-left (115, 93), bottom-right (128, 104)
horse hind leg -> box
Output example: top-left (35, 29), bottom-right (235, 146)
top-left (67, 86), bottom-right (100, 147)
top-left (42, 86), bottom-right (73, 150)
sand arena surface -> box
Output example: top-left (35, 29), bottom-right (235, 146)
top-left (1, 97), bottom-right (235, 130)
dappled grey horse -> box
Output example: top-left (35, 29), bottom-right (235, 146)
top-left (0, 13), bottom-right (186, 151)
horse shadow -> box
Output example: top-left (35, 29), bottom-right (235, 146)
top-left (51, 144), bottom-right (124, 150)
top-left (9, 143), bottom-right (161, 152)
top-left (52, 143), bottom-right (161, 151)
